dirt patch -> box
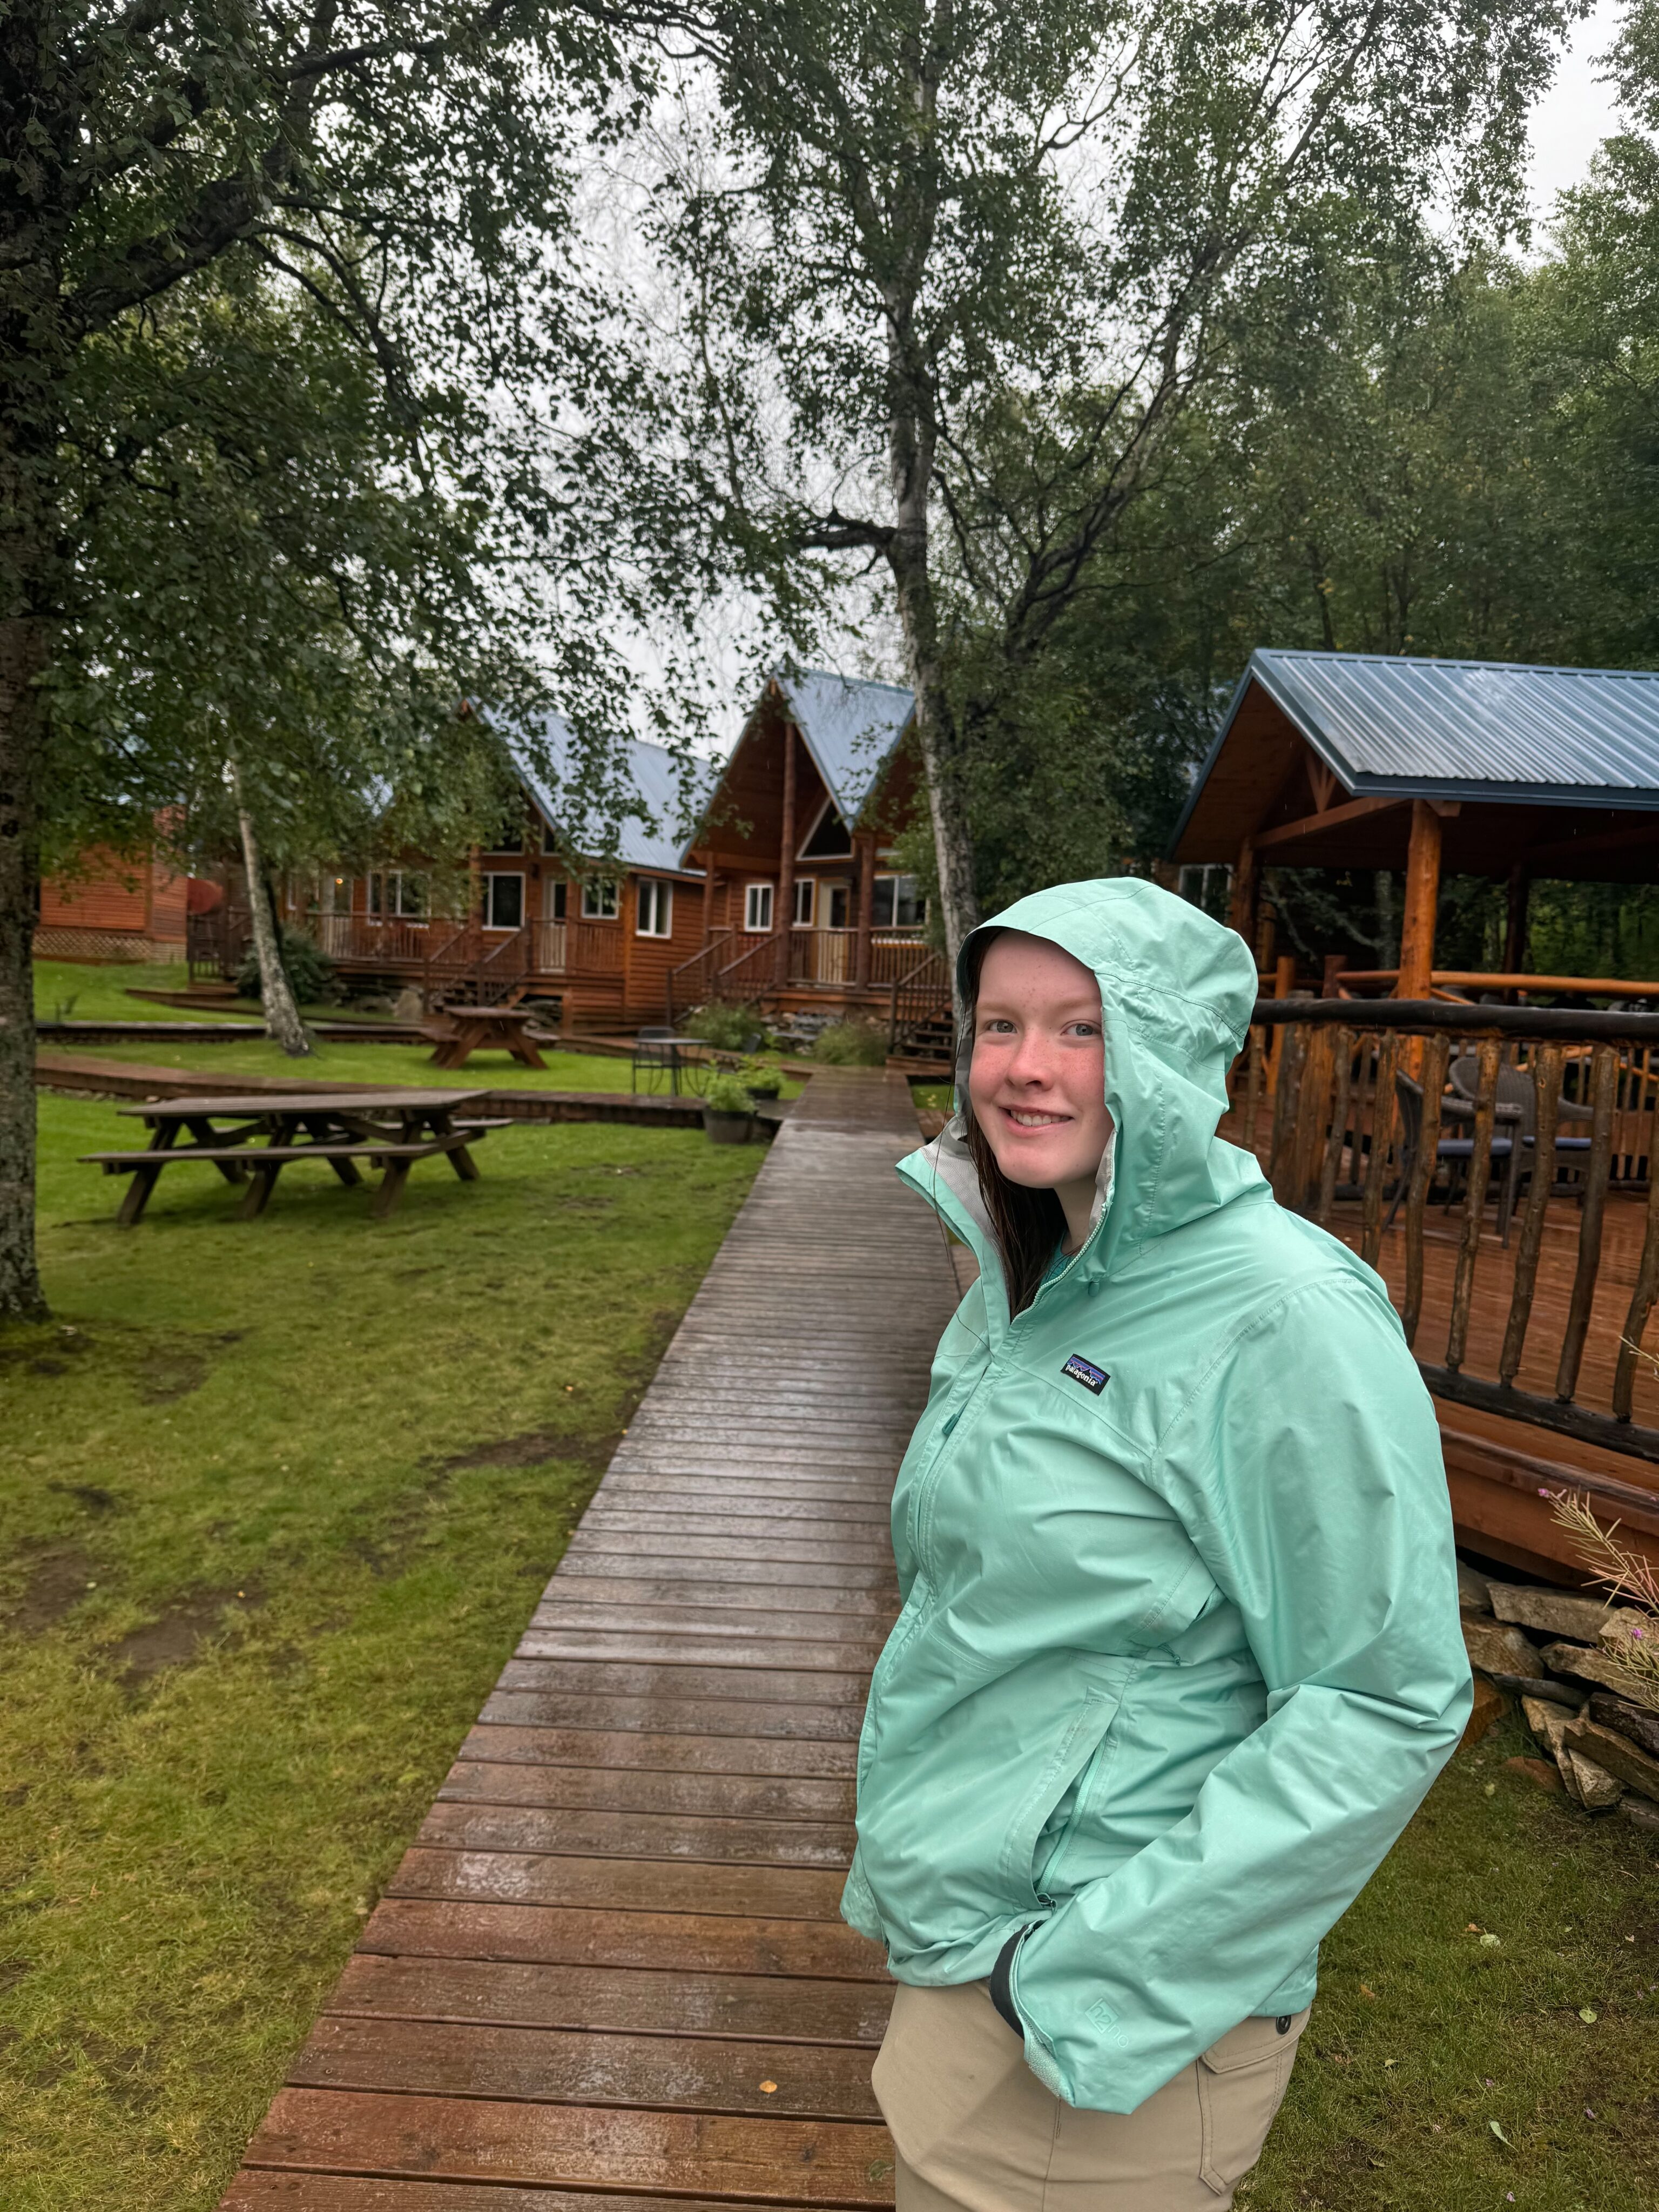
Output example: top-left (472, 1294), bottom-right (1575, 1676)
top-left (435, 1423), bottom-right (617, 1475)
top-left (46, 1481), bottom-right (119, 1515)
top-left (107, 1586), bottom-right (266, 1684)
top-left (135, 1349), bottom-right (210, 1405)
top-left (4, 1543), bottom-right (100, 1635)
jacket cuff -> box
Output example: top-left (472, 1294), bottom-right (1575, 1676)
top-left (988, 1927), bottom-right (1029, 2034)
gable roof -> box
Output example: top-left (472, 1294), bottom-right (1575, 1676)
top-left (1174, 651), bottom-right (1659, 856)
top-left (770, 668), bottom-right (916, 824)
top-left (508, 712), bottom-right (713, 876)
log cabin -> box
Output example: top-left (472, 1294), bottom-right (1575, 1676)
top-left (37, 844), bottom-right (192, 962)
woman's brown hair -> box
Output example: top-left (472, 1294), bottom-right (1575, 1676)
top-left (960, 928), bottom-right (1070, 1316)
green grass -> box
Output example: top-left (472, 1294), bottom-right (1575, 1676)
top-left (1248, 1722), bottom-right (1658, 2210)
top-left (909, 1081), bottom-right (953, 1113)
top-left (1, 1090), bottom-right (765, 2209)
top-left (32, 959), bottom-right (251, 1025)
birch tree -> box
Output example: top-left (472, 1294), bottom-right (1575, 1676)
top-left (665, 0), bottom-right (1582, 968)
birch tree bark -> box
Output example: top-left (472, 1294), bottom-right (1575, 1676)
top-left (232, 763), bottom-right (313, 1059)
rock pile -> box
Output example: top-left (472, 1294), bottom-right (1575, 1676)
top-left (1460, 1561), bottom-right (1659, 1836)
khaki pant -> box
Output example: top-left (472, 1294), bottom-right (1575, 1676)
top-left (873, 1981), bottom-right (1308, 2212)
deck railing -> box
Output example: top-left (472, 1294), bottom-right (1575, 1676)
top-left (663, 926), bottom-right (928, 1024)
top-left (1245, 998), bottom-right (1659, 1463)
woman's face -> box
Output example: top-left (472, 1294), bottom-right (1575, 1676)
top-left (967, 932), bottom-right (1112, 1200)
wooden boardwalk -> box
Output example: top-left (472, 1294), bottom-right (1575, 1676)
top-left (221, 1067), bottom-right (960, 2211)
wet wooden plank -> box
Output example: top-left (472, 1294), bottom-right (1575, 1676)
top-left (493, 1658), bottom-right (874, 1706)
top-left (225, 2180), bottom-right (771, 2212)
top-left (327, 1954), bottom-right (894, 2044)
top-left (389, 1847), bottom-right (849, 1918)
top-left (358, 1899), bottom-right (889, 1980)
top-left (544, 1575), bottom-right (896, 1616)
top-left (414, 1802), bottom-right (855, 1867)
top-left (241, 2089), bottom-right (896, 2203)
top-left (289, 2017), bottom-right (884, 2119)
top-left (446, 1742), bottom-right (857, 1804)
top-left (514, 1631), bottom-right (884, 1672)
top-left (477, 1689), bottom-right (865, 1742)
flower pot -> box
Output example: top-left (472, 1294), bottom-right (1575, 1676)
top-left (703, 1107), bottom-right (754, 1145)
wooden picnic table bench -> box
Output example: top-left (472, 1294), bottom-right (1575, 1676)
top-left (79, 1090), bottom-right (509, 1225)
top-left (423, 1003), bottom-right (551, 1070)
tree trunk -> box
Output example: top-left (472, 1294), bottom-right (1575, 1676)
top-left (231, 762), bottom-right (312, 1057)
top-left (0, 616), bottom-right (48, 1322)
top-left (884, 381), bottom-right (979, 1023)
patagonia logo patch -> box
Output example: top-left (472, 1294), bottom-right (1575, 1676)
top-left (1062, 1353), bottom-right (1109, 1395)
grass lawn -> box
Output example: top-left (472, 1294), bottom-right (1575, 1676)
top-left (1252, 1722), bottom-right (1658, 2209)
top-left (1, 1090), bottom-right (766, 2210)
top-left (32, 959), bottom-right (259, 1025)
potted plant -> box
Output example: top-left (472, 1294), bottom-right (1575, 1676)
top-left (702, 1071), bottom-right (756, 1144)
top-left (738, 1055), bottom-right (783, 1101)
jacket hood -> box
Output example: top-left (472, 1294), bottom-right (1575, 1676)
top-left (903, 878), bottom-right (1265, 1304)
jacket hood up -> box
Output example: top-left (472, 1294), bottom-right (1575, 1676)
top-left (911, 878), bottom-right (1265, 1299)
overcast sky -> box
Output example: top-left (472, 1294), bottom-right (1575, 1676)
top-left (1527, 0), bottom-right (1625, 214)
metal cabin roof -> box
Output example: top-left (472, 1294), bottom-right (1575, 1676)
top-left (773, 668), bottom-right (915, 822)
top-left (508, 714), bottom-right (712, 876)
top-left (1175, 652), bottom-right (1659, 852)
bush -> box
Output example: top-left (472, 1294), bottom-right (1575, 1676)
top-left (235, 927), bottom-right (339, 1007)
top-left (703, 1072), bottom-right (754, 1115)
top-left (810, 1016), bottom-right (888, 1066)
top-left (683, 1000), bottom-right (766, 1051)
top-left (738, 1056), bottom-right (783, 1098)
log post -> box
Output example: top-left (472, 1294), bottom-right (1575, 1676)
top-left (778, 723), bottom-right (797, 938)
top-left (1397, 800), bottom-right (1442, 1001)
top-left (1228, 837), bottom-right (1258, 951)
top-left (1503, 861), bottom-right (1532, 981)
top-left (853, 831), bottom-right (875, 989)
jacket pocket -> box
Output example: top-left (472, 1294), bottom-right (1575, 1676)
top-left (1195, 2008), bottom-right (1310, 2196)
top-left (856, 1573), bottom-right (932, 1796)
top-left (996, 1676), bottom-right (1132, 1906)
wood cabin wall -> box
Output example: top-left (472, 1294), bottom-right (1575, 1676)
top-left (38, 844), bottom-right (191, 955)
top-left (620, 874), bottom-right (705, 1026)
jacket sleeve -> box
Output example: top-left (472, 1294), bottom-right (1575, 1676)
top-left (1007, 1269), bottom-right (1472, 2113)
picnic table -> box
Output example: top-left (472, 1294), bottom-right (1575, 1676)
top-left (424, 1004), bottom-right (549, 1070)
top-left (79, 1090), bottom-right (506, 1225)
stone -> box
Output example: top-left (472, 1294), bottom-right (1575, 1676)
top-left (1464, 1617), bottom-right (1547, 1680)
top-left (1621, 1795), bottom-right (1659, 1836)
top-left (1522, 1695), bottom-right (1575, 1766)
top-left (1458, 1561), bottom-right (1493, 1616)
top-left (1461, 1672), bottom-right (1508, 1748)
top-left (1540, 1643), bottom-right (1659, 1715)
top-left (1487, 1582), bottom-right (1614, 1645)
top-left (1561, 1718), bottom-right (1659, 1806)
top-left (392, 986), bottom-right (425, 1022)
top-left (1503, 1756), bottom-right (1564, 1793)
top-left (1566, 1752), bottom-right (1623, 1811)
top-left (1589, 1692), bottom-right (1659, 1762)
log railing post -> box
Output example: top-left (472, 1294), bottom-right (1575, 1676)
top-left (1615, 1124), bottom-right (1659, 1421)
top-left (1556, 1042), bottom-right (1619, 1404)
top-left (1314, 1026), bottom-right (1355, 1225)
top-left (1401, 1033), bottom-right (1449, 1348)
top-left (1499, 1042), bottom-right (1563, 1387)
top-left (1446, 1037), bottom-right (1501, 1372)
top-left (1360, 1030), bottom-right (1401, 1269)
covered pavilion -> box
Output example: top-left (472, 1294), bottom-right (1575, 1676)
top-left (1169, 650), bottom-right (1659, 995)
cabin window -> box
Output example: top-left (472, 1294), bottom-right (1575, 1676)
top-left (827, 884), bottom-right (850, 930)
top-left (490, 806), bottom-right (525, 854)
top-left (542, 820), bottom-right (561, 856)
top-left (368, 871), bottom-right (427, 919)
top-left (872, 873), bottom-right (927, 929)
top-left (793, 878), bottom-right (815, 927)
top-left (582, 878), bottom-right (619, 920)
top-left (543, 878), bottom-right (568, 921)
top-left (482, 872), bottom-right (524, 929)
top-left (636, 879), bottom-right (673, 937)
top-left (799, 799), bottom-right (854, 859)
top-left (745, 882), bottom-right (774, 932)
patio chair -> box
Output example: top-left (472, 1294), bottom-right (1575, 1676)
top-left (1387, 1071), bottom-right (1521, 1241)
top-left (1448, 1052), bottom-right (1596, 1212)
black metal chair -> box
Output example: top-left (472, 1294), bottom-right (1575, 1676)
top-left (1388, 1071), bottom-right (1522, 1240)
top-left (1448, 1052), bottom-right (1596, 1215)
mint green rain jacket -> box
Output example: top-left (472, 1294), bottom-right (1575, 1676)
top-left (841, 878), bottom-right (1471, 2114)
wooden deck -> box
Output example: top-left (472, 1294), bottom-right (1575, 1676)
top-left (220, 1067), bottom-right (959, 2210)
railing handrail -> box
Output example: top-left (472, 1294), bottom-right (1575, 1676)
top-left (1251, 996), bottom-right (1659, 1045)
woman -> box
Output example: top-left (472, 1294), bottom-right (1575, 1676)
top-left (844, 879), bottom-right (1471, 2211)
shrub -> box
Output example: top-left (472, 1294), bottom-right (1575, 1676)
top-left (738, 1056), bottom-right (783, 1098)
top-left (810, 1016), bottom-right (887, 1066)
top-left (703, 1072), bottom-right (754, 1115)
top-left (684, 1000), bottom-right (766, 1051)
top-left (235, 927), bottom-right (339, 1007)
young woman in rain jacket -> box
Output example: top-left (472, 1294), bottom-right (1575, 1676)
top-left (846, 879), bottom-right (1471, 2210)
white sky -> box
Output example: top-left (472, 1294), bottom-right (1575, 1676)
top-left (1526, 0), bottom-right (1626, 215)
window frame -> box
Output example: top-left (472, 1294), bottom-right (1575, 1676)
top-left (582, 877), bottom-right (620, 921)
top-left (792, 877), bottom-right (815, 927)
top-left (481, 871), bottom-right (525, 930)
top-left (744, 881), bottom-right (774, 932)
top-left (636, 878), bottom-right (673, 938)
